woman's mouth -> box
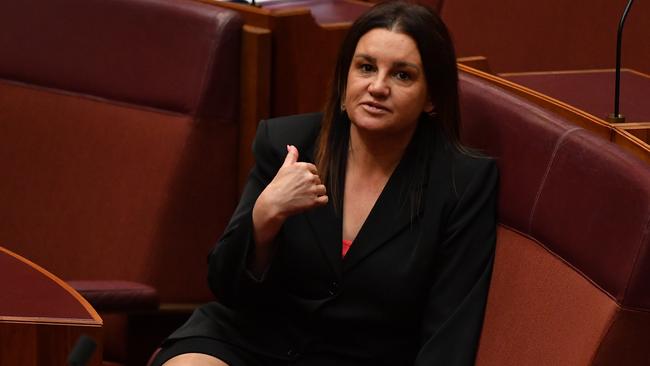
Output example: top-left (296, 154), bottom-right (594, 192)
top-left (361, 101), bottom-right (390, 114)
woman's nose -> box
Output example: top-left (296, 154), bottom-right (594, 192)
top-left (368, 75), bottom-right (389, 98)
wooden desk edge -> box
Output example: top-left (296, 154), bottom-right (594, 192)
top-left (204, 0), bottom-right (367, 29)
top-left (0, 246), bottom-right (102, 325)
top-left (499, 68), bottom-right (650, 80)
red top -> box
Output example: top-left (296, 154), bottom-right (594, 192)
top-left (342, 239), bottom-right (353, 257)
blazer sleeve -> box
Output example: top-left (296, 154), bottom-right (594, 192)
top-left (207, 119), bottom-right (282, 308)
top-left (415, 158), bottom-right (498, 365)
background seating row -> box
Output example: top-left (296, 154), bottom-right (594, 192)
top-left (0, 0), bottom-right (243, 364)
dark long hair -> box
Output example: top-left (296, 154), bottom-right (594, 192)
top-left (316, 0), bottom-right (462, 214)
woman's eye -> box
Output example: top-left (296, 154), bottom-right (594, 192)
top-left (359, 64), bottom-right (374, 73)
top-left (395, 71), bottom-right (411, 81)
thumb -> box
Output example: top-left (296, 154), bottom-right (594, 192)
top-left (282, 144), bottom-right (299, 166)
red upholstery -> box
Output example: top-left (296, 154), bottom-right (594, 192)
top-left (67, 280), bottom-right (159, 313)
top-left (0, 0), bottom-right (240, 120)
top-left (0, 0), bottom-right (242, 304)
top-left (0, 0), bottom-right (242, 364)
top-left (459, 71), bottom-right (650, 364)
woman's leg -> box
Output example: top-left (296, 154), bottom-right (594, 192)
top-left (162, 353), bottom-right (229, 366)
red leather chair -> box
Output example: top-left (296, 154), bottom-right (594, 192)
top-left (459, 70), bottom-right (650, 365)
top-left (0, 0), bottom-right (242, 364)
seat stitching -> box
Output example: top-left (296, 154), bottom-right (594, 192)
top-left (527, 127), bottom-right (582, 233)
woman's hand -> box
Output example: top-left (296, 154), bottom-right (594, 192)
top-left (249, 145), bottom-right (328, 274)
top-left (258, 144), bottom-right (328, 220)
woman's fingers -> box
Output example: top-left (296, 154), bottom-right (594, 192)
top-left (310, 173), bottom-right (322, 185)
top-left (294, 162), bottom-right (318, 174)
top-left (315, 195), bottom-right (329, 205)
top-left (313, 184), bottom-right (327, 196)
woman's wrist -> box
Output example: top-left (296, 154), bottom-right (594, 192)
top-left (249, 193), bottom-right (284, 276)
top-left (252, 192), bottom-right (285, 248)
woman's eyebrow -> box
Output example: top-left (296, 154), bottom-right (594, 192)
top-left (393, 61), bottom-right (420, 71)
top-left (354, 54), bottom-right (376, 63)
top-left (354, 54), bottom-right (421, 72)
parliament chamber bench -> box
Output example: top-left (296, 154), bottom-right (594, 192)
top-left (0, 0), bottom-right (242, 364)
top-left (459, 69), bottom-right (650, 365)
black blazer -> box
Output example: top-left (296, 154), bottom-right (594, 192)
top-left (168, 113), bottom-right (498, 366)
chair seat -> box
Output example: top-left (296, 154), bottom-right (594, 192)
top-left (68, 280), bottom-right (159, 313)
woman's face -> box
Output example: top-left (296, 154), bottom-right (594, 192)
top-left (344, 28), bottom-right (432, 137)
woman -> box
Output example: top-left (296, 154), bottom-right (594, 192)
top-left (154, 1), bottom-right (497, 365)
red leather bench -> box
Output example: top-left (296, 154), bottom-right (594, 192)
top-left (459, 70), bottom-right (650, 365)
top-left (0, 0), bottom-right (242, 364)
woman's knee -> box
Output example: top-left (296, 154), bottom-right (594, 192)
top-left (162, 353), bottom-right (229, 366)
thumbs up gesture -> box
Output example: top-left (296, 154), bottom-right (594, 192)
top-left (250, 145), bottom-right (328, 271)
top-left (252, 145), bottom-right (328, 244)
top-left (260, 145), bottom-right (329, 218)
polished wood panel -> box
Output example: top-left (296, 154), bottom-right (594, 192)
top-left (0, 322), bottom-right (102, 366)
top-left (0, 247), bottom-right (102, 366)
top-left (239, 24), bottom-right (272, 189)
top-left (614, 124), bottom-right (650, 161)
top-left (458, 55), bottom-right (491, 73)
top-left (204, 0), bottom-right (372, 117)
top-left (616, 122), bottom-right (650, 144)
top-left (203, 1), bottom-right (373, 180)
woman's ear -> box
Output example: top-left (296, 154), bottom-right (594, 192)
top-left (423, 99), bottom-right (434, 114)
top-left (340, 86), bottom-right (347, 111)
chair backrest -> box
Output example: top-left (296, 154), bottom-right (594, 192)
top-left (0, 0), bottom-right (242, 304)
top-left (459, 71), bottom-right (650, 365)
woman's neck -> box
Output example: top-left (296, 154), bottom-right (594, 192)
top-left (348, 124), bottom-right (415, 176)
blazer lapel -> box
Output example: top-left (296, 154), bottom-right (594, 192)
top-left (342, 150), bottom-right (424, 273)
top-left (301, 137), bottom-right (427, 277)
top-left (305, 200), bottom-right (343, 277)
top-left (303, 143), bottom-right (343, 277)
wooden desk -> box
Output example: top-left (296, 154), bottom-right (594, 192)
top-left (0, 247), bottom-right (102, 366)
top-left (500, 69), bottom-right (650, 123)
top-left (458, 65), bottom-right (650, 164)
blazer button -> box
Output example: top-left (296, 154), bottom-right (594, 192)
top-left (287, 348), bottom-right (299, 357)
top-left (328, 281), bottom-right (339, 296)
